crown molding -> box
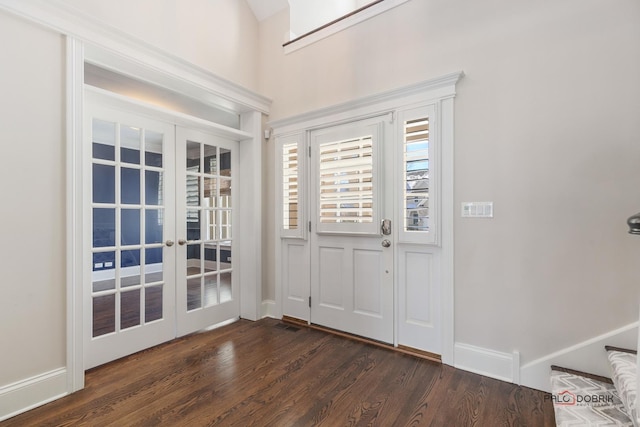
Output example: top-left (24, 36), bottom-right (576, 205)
top-left (0, 0), bottom-right (271, 114)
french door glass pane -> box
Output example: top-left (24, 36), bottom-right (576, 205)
top-left (121, 168), bottom-right (140, 204)
top-left (220, 271), bottom-right (232, 304)
top-left (93, 208), bottom-right (115, 247)
top-left (145, 209), bottom-right (163, 244)
top-left (187, 277), bottom-right (201, 310)
top-left (92, 119), bottom-right (115, 161)
top-left (93, 165), bottom-right (115, 204)
top-left (121, 125), bottom-right (141, 164)
top-left (145, 171), bottom-right (163, 206)
top-left (121, 209), bottom-right (140, 245)
top-left (145, 130), bottom-right (163, 167)
top-left (204, 275), bottom-right (218, 307)
top-left (93, 294), bottom-right (115, 337)
top-left (145, 285), bottom-right (163, 322)
top-left (121, 289), bottom-right (141, 330)
top-left (187, 244), bottom-right (201, 276)
top-left (145, 247), bottom-right (163, 283)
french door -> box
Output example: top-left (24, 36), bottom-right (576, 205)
top-left (86, 101), bottom-right (238, 368)
top-left (175, 127), bottom-right (239, 337)
top-left (309, 117), bottom-right (394, 343)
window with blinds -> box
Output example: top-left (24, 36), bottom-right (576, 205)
top-left (282, 143), bottom-right (299, 230)
top-left (404, 117), bottom-right (429, 232)
top-left (319, 135), bottom-right (373, 224)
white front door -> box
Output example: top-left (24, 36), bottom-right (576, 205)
top-left (175, 127), bottom-right (239, 337)
top-left (309, 118), bottom-right (394, 343)
top-left (86, 103), bottom-right (240, 368)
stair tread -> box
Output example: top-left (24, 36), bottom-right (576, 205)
top-left (606, 346), bottom-right (638, 356)
top-left (550, 369), bottom-right (633, 426)
top-left (607, 350), bottom-right (639, 427)
top-left (551, 364), bottom-right (614, 384)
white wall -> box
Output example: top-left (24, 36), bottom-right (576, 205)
top-left (61, 0), bottom-right (260, 92)
top-left (0, 0), bottom-right (264, 413)
top-left (259, 0), bottom-right (640, 367)
top-left (0, 12), bottom-right (66, 386)
top-left (289, 0), bottom-right (357, 37)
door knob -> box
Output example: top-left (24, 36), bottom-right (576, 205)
top-left (165, 240), bottom-right (175, 247)
top-left (381, 239), bottom-right (391, 248)
top-left (178, 239), bottom-right (188, 246)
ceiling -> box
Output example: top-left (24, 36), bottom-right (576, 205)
top-left (245, 0), bottom-right (288, 22)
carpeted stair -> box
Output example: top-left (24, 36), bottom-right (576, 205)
top-left (550, 346), bottom-right (638, 426)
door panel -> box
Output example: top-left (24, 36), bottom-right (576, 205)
top-left (176, 127), bottom-right (239, 337)
top-left (310, 118), bottom-right (393, 343)
top-left (86, 105), bottom-right (176, 369)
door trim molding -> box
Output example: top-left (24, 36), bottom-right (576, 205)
top-left (0, 0), bottom-right (271, 115)
top-left (66, 37), bottom-right (84, 393)
top-left (271, 71), bottom-right (463, 365)
top-left (63, 39), bottom-right (267, 398)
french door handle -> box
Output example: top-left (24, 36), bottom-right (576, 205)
top-left (178, 239), bottom-right (188, 246)
top-left (165, 240), bottom-right (175, 247)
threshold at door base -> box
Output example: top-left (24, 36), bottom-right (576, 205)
top-left (281, 315), bottom-right (441, 364)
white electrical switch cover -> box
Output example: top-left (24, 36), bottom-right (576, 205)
top-left (461, 202), bottom-right (493, 218)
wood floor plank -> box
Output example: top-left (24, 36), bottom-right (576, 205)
top-left (0, 319), bottom-right (555, 426)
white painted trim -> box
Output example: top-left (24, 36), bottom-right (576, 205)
top-left (239, 110), bottom-right (264, 321)
top-left (91, 263), bottom-right (164, 282)
top-left (66, 36), bottom-right (84, 394)
top-left (284, 0), bottom-right (410, 54)
top-left (85, 86), bottom-right (253, 141)
top-left (454, 343), bottom-right (518, 384)
top-left (439, 96), bottom-right (455, 366)
top-left (269, 72), bottom-right (463, 134)
top-left (0, 0), bottom-right (271, 114)
top-left (520, 321), bottom-right (639, 392)
top-left (0, 368), bottom-right (67, 422)
top-left (261, 300), bottom-right (277, 319)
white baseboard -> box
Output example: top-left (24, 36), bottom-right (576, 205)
top-left (454, 342), bottom-right (518, 384)
top-left (520, 322), bottom-right (639, 393)
top-left (0, 368), bottom-right (68, 422)
top-left (261, 299), bottom-right (277, 319)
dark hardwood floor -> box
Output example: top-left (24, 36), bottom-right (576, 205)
top-left (1, 319), bottom-right (555, 426)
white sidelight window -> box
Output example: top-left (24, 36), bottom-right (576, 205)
top-left (398, 105), bottom-right (437, 244)
top-left (278, 133), bottom-right (305, 239)
top-left (404, 117), bottom-right (429, 232)
top-left (283, 142), bottom-right (300, 231)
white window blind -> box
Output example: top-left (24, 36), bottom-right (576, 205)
top-left (319, 135), bottom-right (373, 224)
top-left (404, 117), bottom-right (429, 232)
top-left (282, 142), bottom-right (299, 230)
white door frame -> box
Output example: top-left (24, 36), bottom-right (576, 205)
top-left (271, 72), bottom-right (462, 365)
top-left (66, 39), bottom-right (269, 393)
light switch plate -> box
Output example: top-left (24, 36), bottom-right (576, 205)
top-left (461, 202), bottom-right (493, 218)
